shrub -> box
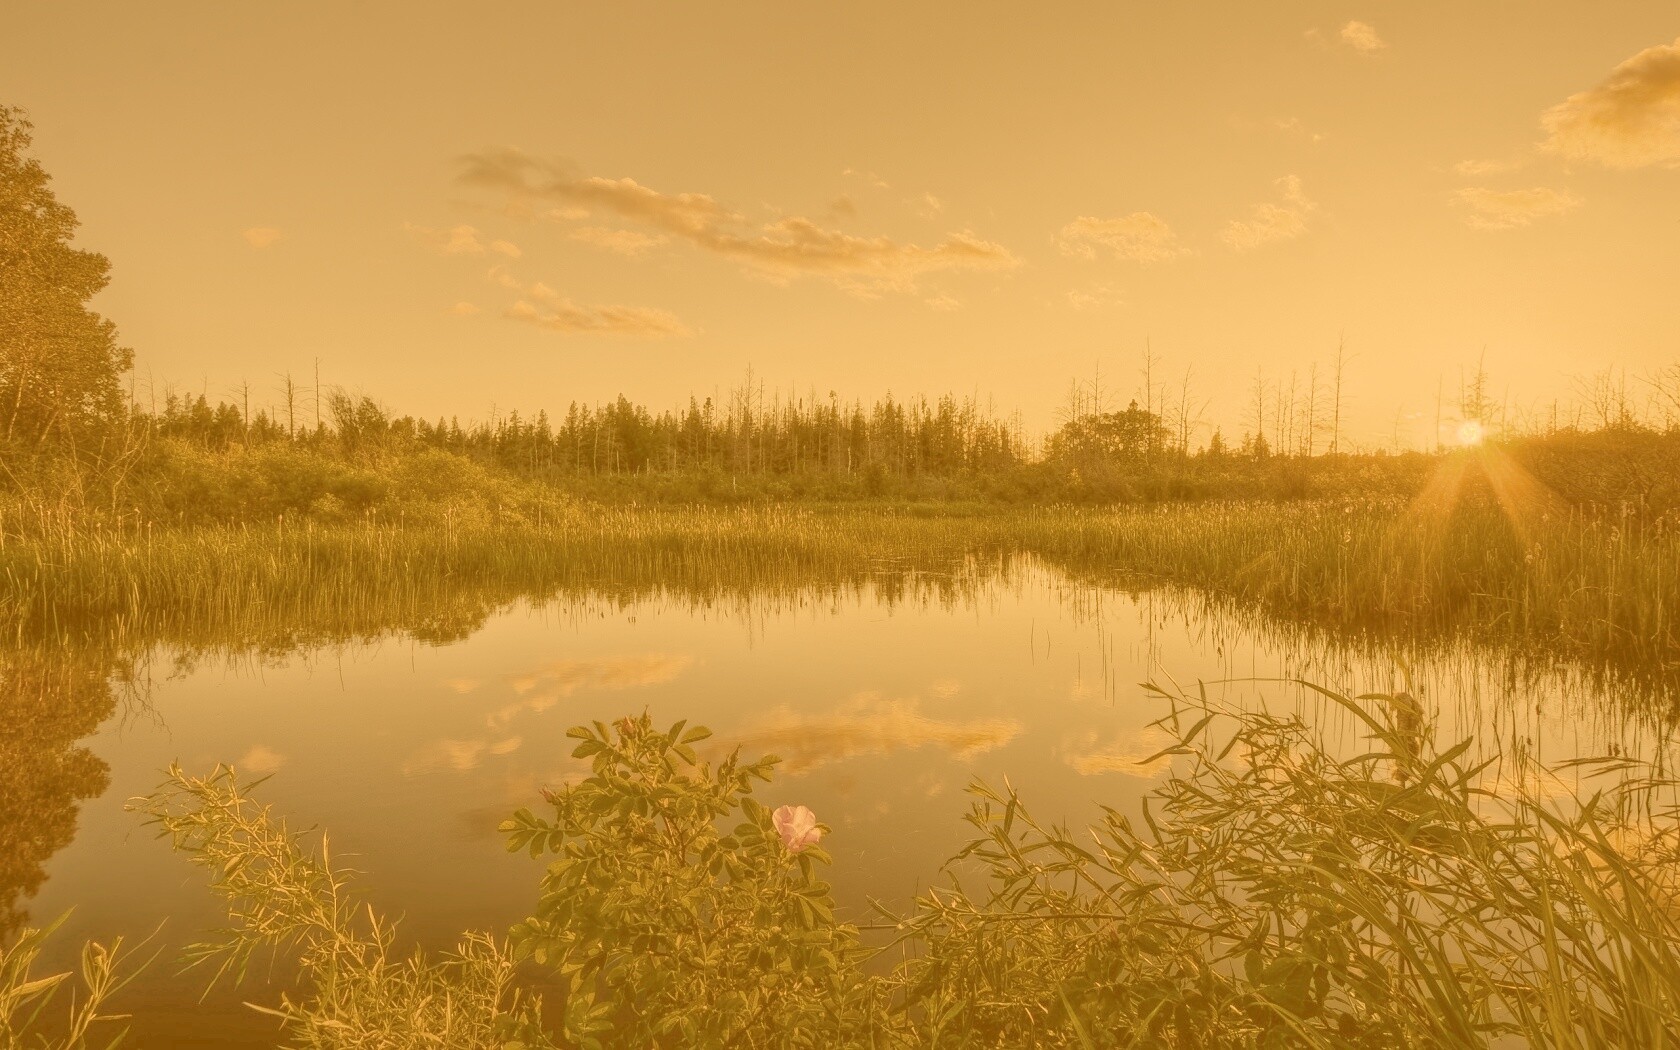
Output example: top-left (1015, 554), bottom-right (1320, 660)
top-left (500, 714), bottom-right (873, 1047)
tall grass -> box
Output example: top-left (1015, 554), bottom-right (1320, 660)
top-left (2, 499), bottom-right (1674, 693)
top-left (1, 916), bottom-right (138, 1049)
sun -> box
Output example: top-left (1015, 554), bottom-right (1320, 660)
top-left (1456, 420), bottom-right (1486, 447)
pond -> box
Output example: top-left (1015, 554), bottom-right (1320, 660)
top-left (11, 558), bottom-right (1672, 1047)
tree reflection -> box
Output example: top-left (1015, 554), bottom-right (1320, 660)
top-left (0, 647), bottom-right (116, 939)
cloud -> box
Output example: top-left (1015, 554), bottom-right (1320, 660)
top-left (458, 150), bottom-right (1016, 290)
top-left (405, 222), bottom-right (522, 257)
top-left (1056, 212), bottom-right (1188, 264)
top-left (827, 194), bottom-right (857, 219)
top-left (242, 227), bottom-right (282, 249)
top-left (923, 294), bottom-right (961, 311)
top-left (448, 301), bottom-right (481, 317)
top-left (1452, 186), bottom-right (1581, 230)
top-left (505, 298), bottom-right (692, 337)
top-left (721, 694), bottom-right (1021, 774)
top-left (1223, 175), bottom-right (1316, 251)
top-left (568, 225), bottom-right (669, 256)
top-left (1065, 283), bottom-right (1123, 311)
top-left (1339, 21), bottom-right (1386, 54)
top-left (1454, 158), bottom-right (1525, 176)
top-left (842, 167), bottom-right (891, 189)
top-left (1273, 117), bottom-right (1325, 143)
top-left (911, 192), bottom-right (944, 218)
top-left (1540, 36), bottom-right (1680, 168)
top-left (493, 272), bottom-right (692, 337)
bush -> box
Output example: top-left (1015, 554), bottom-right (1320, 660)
top-left (501, 715), bottom-right (872, 1047)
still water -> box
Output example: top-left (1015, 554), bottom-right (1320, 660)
top-left (15, 560), bottom-right (1669, 1046)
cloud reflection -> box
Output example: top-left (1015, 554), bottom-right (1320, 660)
top-left (723, 693), bottom-right (1021, 774)
top-left (409, 654), bottom-right (692, 775)
top-left (1062, 727), bottom-right (1174, 778)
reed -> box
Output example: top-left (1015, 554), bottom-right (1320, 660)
top-left (3, 500), bottom-right (1674, 689)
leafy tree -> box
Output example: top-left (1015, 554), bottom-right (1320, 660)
top-left (1049, 399), bottom-right (1170, 469)
top-left (0, 105), bottom-right (131, 477)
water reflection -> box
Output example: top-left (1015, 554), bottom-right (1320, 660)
top-left (723, 693), bottom-right (1023, 773)
top-left (0, 648), bottom-right (117, 940)
top-left (4, 555), bottom-right (1676, 1046)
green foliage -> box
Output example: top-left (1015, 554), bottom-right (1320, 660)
top-left (880, 681), bottom-right (1680, 1047)
top-left (126, 687), bottom-right (1680, 1047)
top-left (129, 765), bottom-right (553, 1050)
top-left (0, 916), bottom-right (135, 1049)
top-left (499, 713), bottom-right (873, 1047)
top-left (1047, 399), bottom-right (1171, 467)
top-left (0, 105), bottom-right (131, 480)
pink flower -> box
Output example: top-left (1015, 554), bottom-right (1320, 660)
top-left (772, 804), bottom-right (822, 853)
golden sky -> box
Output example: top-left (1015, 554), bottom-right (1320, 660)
top-left (4, 4), bottom-right (1677, 444)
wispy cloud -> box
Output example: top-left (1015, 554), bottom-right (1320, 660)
top-left (1065, 283), bottom-right (1124, 311)
top-left (1057, 212), bottom-right (1188, 264)
top-left (1541, 36), bottom-right (1680, 169)
top-left (1452, 186), bottom-right (1581, 230)
top-left (1273, 116), bottom-right (1326, 143)
top-left (1305, 21), bottom-right (1386, 54)
top-left (458, 151), bottom-right (1017, 291)
top-left (1339, 20), bottom-right (1386, 54)
top-left (1223, 175), bottom-right (1315, 251)
top-left (483, 265), bottom-right (691, 337)
top-left (505, 294), bottom-right (692, 337)
top-left (405, 222), bottom-right (522, 257)
top-left (568, 225), bottom-right (669, 256)
top-left (242, 227), bottom-right (282, 249)
top-left (910, 192), bottom-right (944, 218)
top-left (1454, 158), bottom-right (1526, 177)
top-left (448, 301), bottom-right (481, 317)
top-left (841, 167), bottom-right (891, 189)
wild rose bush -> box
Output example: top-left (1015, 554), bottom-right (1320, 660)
top-left (498, 713), bottom-right (875, 1048)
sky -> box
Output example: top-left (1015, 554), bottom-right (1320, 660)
top-left (4, 3), bottom-right (1677, 446)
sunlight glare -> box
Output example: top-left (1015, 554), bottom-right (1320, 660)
top-left (1456, 420), bottom-right (1486, 447)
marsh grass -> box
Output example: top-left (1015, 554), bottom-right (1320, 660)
top-left (3, 499), bottom-right (1675, 693)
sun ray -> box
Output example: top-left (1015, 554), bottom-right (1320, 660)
top-left (1478, 444), bottom-right (1565, 546)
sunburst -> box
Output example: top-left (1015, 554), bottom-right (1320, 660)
top-left (1408, 426), bottom-right (1560, 543)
